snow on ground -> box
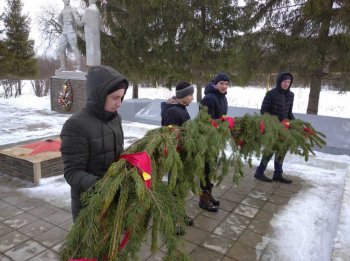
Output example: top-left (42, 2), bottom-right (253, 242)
top-left (1, 82), bottom-right (350, 260)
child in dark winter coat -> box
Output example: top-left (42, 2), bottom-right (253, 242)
top-left (254, 72), bottom-right (295, 184)
top-left (161, 81), bottom-right (195, 234)
top-left (60, 65), bottom-right (128, 221)
top-left (161, 81), bottom-right (194, 127)
top-left (200, 72), bottom-right (230, 212)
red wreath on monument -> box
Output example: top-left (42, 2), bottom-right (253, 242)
top-left (58, 80), bottom-right (73, 111)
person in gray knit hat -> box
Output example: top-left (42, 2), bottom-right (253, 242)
top-left (161, 81), bottom-right (194, 126)
top-left (160, 81), bottom-right (195, 235)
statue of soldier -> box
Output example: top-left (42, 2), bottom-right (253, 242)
top-left (81, 0), bottom-right (101, 66)
top-left (57, 0), bottom-right (82, 71)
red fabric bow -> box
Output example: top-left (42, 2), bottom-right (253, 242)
top-left (118, 231), bottom-right (131, 250)
top-left (210, 119), bottom-right (219, 128)
top-left (220, 115), bottom-right (235, 129)
top-left (260, 120), bottom-right (265, 134)
top-left (281, 119), bottom-right (290, 129)
top-left (304, 127), bottom-right (313, 135)
top-left (119, 152), bottom-right (152, 189)
top-left (211, 116), bottom-right (235, 130)
top-left (115, 152), bottom-right (153, 251)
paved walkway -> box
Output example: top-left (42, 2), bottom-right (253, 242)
top-left (0, 165), bottom-right (308, 261)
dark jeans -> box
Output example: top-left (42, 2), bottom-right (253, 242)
top-left (255, 151), bottom-right (287, 178)
top-left (200, 162), bottom-right (212, 190)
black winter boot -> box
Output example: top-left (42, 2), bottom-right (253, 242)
top-left (273, 174), bottom-right (292, 184)
top-left (199, 190), bottom-right (218, 212)
top-left (254, 173), bottom-right (272, 182)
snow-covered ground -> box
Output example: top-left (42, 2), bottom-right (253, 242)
top-left (0, 82), bottom-right (349, 260)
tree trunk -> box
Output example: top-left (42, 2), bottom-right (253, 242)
top-left (306, 0), bottom-right (333, 115)
top-left (306, 72), bottom-right (322, 114)
top-left (15, 80), bottom-right (20, 98)
top-left (196, 85), bottom-right (202, 102)
top-left (132, 82), bottom-right (138, 99)
top-left (18, 80), bottom-right (22, 96)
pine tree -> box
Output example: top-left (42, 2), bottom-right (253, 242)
top-left (0, 39), bottom-right (12, 78)
top-left (97, 1), bottom-right (241, 100)
top-left (236, 0), bottom-right (350, 114)
top-left (3, 0), bottom-right (37, 97)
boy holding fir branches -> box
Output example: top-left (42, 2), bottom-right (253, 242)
top-left (200, 72), bottom-right (231, 212)
top-left (161, 81), bottom-right (195, 233)
top-left (254, 72), bottom-right (294, 184)
top-left (60, 65), bottom-right (128, 221)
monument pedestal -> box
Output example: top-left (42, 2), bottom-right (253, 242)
top-left (50, 71), bottom-right (87, 114)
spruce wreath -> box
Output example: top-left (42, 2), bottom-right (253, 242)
top-left (58, 80), bottom-right (73, 111)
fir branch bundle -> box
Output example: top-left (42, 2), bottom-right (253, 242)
top-left (228, 113), bottom-right (326, 163)
top-left (59, 109), bottom-right (326, 261)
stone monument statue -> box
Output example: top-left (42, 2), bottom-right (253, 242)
top-left (57, 0), bottom-right (82, 71)
top-left (81, 0), bottom-right (101, 66)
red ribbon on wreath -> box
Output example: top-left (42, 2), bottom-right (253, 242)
top-left (69, 152), bottom-right (152, 260)
top-left (210, 115), bottom-right (235, 130)
top-left (116, 152), bottom-right (153, 251)
top-left (220, 115), bottom-right (235, 129)
top-left (119, 152), bottom-right (152, 189)
top-left (304, 126), bottom-right (313, 135)
top-left (260, 120), bottom-right (265, 134)
top-left (281, 119), bottom-right (290, 129)
top-left (210, 119), bottom-right (219, 129)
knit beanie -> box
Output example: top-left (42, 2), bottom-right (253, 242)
top-left (281, 74), bottom-right (292, 81)
top-left (213, 73), bottom-right (230, 85)
top-left (107, 81), bottom-right (128, 95)
top-left (176, 81), bottom-right (194, 99)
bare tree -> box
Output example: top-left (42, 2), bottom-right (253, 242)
top-left (0, 79), bottom-right (16, 99)
top-left (31, 56), bottom-right (59, 97)
top-left (36, 4), bottom-right (62, 56)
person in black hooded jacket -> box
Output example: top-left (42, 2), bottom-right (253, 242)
top-left (199, 72), bottom-right (230, 212)
top-left (60, 65), bottom-right (128, 221)
top-left (161, 81), bottom-right (194, 126)
top-left (161, 81), bottom-right (194, 234)
top-left (254, 72), bottom-right (295, 184)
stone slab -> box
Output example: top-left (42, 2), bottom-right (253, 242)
top-left (0, 138), bottom-right (63, 184)
top-left (53, 71), bottom-right (87, 79)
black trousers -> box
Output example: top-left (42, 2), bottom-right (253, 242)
top-left (200, 162), bottom-right (212, 190)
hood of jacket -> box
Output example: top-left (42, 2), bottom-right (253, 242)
top-left (85, 65), bottom-right (128, 121)
top-left (204, 82), bottom-right (227, 96)
top-left (275, 72), bottom-right (293, 92)
top-left (161, 97), bottom-right (183, 116)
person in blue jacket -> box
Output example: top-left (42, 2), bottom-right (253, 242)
top-left (200, 72), bottom-right (230, 212)
top-left (254, 72), bottom-right (295, 184)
